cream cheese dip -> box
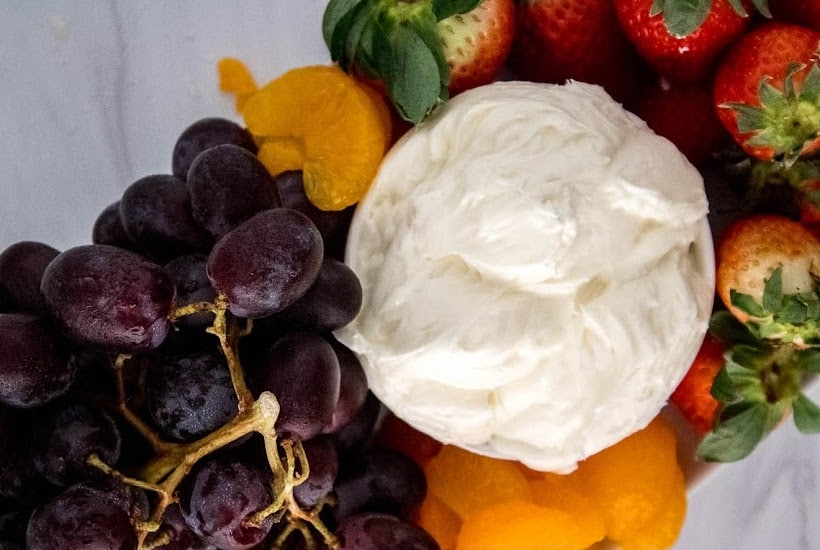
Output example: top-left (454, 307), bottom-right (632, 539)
top-left (336, 80), bottom-right (715, 472)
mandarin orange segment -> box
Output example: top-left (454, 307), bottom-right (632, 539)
top-left (239, 64), bottom-right (391, 211)
top-left (424, 445), bottom-right (533, 520)
top-left (529, 475), bottom-right (606, 544)
top-left (217, 57), bottom-right (259, 111)
top-left (617, 467), bottom-right (687, 550)
top-left (414, 492), bottom-right (462, 550)
top-left (455, 500), bottom-right (597, 550)
top-left (576, 415), bottom-right (683, 543)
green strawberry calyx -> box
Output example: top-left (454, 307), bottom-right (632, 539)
top-left (721, 62), bottom-right (820, 165)
top-left (699, 267), bottom-right (820, 462)
top-left (650, 0), bottom-right (770, 38)
top-left (322, 0), bottom-right (481, 124)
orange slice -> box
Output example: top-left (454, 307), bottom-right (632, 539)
top-left (576, 415), bottom-right (685, 543)
top-left (455, 500), bottom-right (597, 550)
top-left (235, 64), bottom-right (391, 211)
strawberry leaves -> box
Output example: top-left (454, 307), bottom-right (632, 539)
top-left (651, 0), bottom-right (770, 37)
top-left (323, 0), bottom-right (480, 123)
top-left (699, 267), bottom-right (820, 462)
top-left (722, 62), bottom-right (820, 166)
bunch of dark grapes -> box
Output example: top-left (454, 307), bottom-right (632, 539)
top-left (0, 118), bottom-right (438, 550)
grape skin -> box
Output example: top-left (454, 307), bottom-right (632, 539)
top-left (178, 456), bottom-right (275, 550)
top-left (252, 332), bottom-right (341, 441)
top-left (163, 253), bottom-right (217, 327)
top-left (274, 170), bottom-right (354, 260)
top-left (0, 241), bottom-right (60, 314)
top-left (187, 143), bottom-right (282, 239)
top-left (26, 482), bottom-right (139, 550)
top-left (145, 350), bottom-right (238, 442)
top-left (119, 174), bottom-right (213, 261)
top-left (334, 513), bottom-right (440, 550)
top-left (172, 117), bottom-right (257, 180)
top-left (333, 449), bottom-right (427, 521)
top-left (207, 208), bottom-right (323, 318)
top-left (41, 244), bottom-right (176, 352)
top-left (31, 401), bottom-right (121, 486)
top-left (293, 436), bottom-right (339, 509)
top-left (276, 258), bottom-right (363, 332)
top-left (91, 201), bottom-right (140, 252)
top-left (324, 339), bottom-right (369, 434)
top-left (0, 313), bottom-right (74, 408)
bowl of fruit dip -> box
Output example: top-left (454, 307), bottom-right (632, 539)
top-left (337, 78), bottom-right (716, 473)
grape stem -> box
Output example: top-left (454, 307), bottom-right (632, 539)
top-left (94, 297), bottom-right (337, 549)
top-left (206, 293), bottom-right (255, 412)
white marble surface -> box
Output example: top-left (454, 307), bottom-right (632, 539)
top-left (1, 2), bottom-right (818, 549)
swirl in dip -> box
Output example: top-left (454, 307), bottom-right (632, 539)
top-left (336, 80), bottom-right (714, 472)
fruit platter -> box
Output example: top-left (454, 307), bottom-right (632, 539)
top-left (2, 1), bottom-right (820, 548)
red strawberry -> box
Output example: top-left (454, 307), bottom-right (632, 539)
top-left (613, 0), bottom-right (752, 84)
top-left (713, 22), bottom-right (820, 163)
top-left (439, 0), bottom-right (515, 95)
top-left (323, 0), bottom-right (515, 123)
top-left (670, 333), bottom-right (726, 434)
top-left (633, 78), bottom-right (731, 166)
top-left (507, 0), bottom-right (649, 105)
top-left (770, 0), bottom-right (820, 31)
top-left (715, 214), bottom-right (820, 323)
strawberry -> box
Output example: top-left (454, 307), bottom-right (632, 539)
top-left (438, 0), bottom-right (515, 95)
top-left (770, 0), bottom-right (820, 31)
top-left (633, 78), bottom-right (731, 166)
top-left (613, 0), bottom-right (756, 84)
top-left (713, 22), bottom-right (820, 163)
top-left (670, 334), bottom-right (726, 433)
top-left (715, 213), bottom-right (820, 324)
top-left (702, 213), bottom-right (820, 462)
top-left (322, 0), bottom-right (514, 123)
top-left (507, 0), bottom-right (649, 106)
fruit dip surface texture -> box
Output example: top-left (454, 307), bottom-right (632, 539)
top-left (337, 80), bottom-right (714, 473)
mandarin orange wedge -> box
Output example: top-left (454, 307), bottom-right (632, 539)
top-left (455, 499), bottom-right (598, 550)
top-left (576, 415), bottom-right (684, 543)
top-left (424, 444), bottom-right (533, 520)
top-left (221, 62), bottom-right (391, 211)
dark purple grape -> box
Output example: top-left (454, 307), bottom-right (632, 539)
top-left (26, 482), bottom-right (138, 550)
top-left (275, 258), bottom-right (362, 332)
top-left (0, 313), bottom-right (74, 408)
top-left (187, 144), bottom-right (282, 239)
top-left (207, 208), bottom-right (323, 318)
top-left (41, 244), bottom-right (176, 352)
top-left (146, 503), bottom-right (209, 550)
top-left (120, 174), bottom-right (213, 261)
top-left (178, 456), bottom-right (274, 550)
top-left (274, 171), bottom-right (354, 260)
top-left (293, 436), bottom-right (339, 509)
top-left (324, 340), bottom-right (369, 434)
top-left (334, 513), bottom-right (440, 550)
top-left (0, 509), bottom-right (29, 549)
top-left (253, 332), bottom-right (340, 441)
top-left (333, 449), bottom-right (427, 521)
top-left (172, 117), bottom-right (257, 180)
top-left (0, 241), bottom-right (60, 314)
top-left (31, 401), bottom-right (121, 486)
top-left (91, 201), bottom-right (140, 251)
top-left (145, 350), bottom-right (238, 442)
top-left (164, 254), bottom-right (217, 326)
top-left (0, 406), bottom-right (52, 509)
top-left (331, 391), bottom-right (384, 459)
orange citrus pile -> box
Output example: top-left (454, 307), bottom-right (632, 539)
top-left (218, 58), bottom-right (392, 211)
top-left (396, 415), bottom-right (687, 550)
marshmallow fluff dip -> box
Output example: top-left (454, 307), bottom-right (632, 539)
top-left (336, 80), bottom-right (715, 473)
